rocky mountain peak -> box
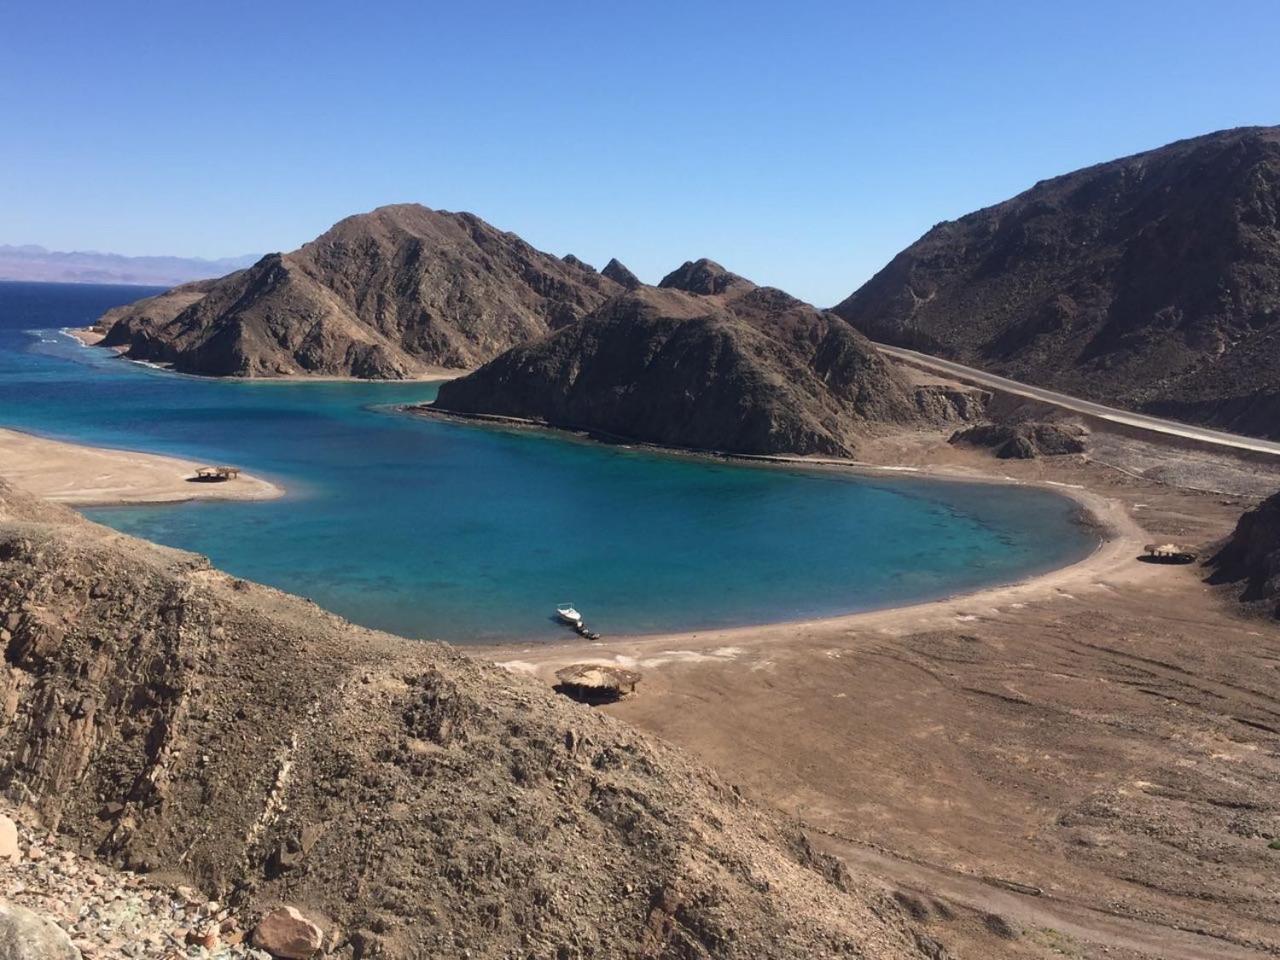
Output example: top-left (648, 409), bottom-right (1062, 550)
top-left (658, 258), bottom-right (755, 296)
top-left (98, 205), bottom-right (624, 378)
top-left (601, 257), bottom-right (642, 290)
top-left (562, 254), bottom-right (596, 272)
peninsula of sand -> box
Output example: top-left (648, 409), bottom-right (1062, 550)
top-left (0, 427), bottom-right (281, 506)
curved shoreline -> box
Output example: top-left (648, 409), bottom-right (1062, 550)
top-left (10, 342), bottom-right (1122, 641)
top-left (482, 465), bottom-right (1133, 660)
top-left (410, 401), bottom-right (1120, 643)
top-left (0, 425), bottom-right (284, 506)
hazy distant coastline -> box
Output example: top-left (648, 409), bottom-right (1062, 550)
top-left (0, 243), bottom-right (258, 287)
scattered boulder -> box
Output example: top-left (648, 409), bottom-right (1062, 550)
top-left (0, 902), bottom-right (79, 960)
top-left (0, 814), bottom-right (18, 863)
top-left (252, 906), bottom-right (324, 959)
top-left (949, 421), bottom-right (1087, 459)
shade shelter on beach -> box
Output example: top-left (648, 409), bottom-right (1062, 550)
top-left (193, 466), bottom-right (242, 482)
top-left (1142, 543), bottom-right (1198, 564)
top-left (554, 664), bottom-right (642, 704)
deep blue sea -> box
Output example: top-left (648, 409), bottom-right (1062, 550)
top-left (0, 280), bottom-right (1098, 642)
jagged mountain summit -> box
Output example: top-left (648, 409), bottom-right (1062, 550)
top-left (658, 258), bottom-right (755, 296)
top-left (433, 264), bottom-right (983, 456)
top-left (98, 204), bottom-right (625, 378)
top-left (834, 126), bottom-right (1280, 439)
top-left (601, 257), bottom-right (642, 289)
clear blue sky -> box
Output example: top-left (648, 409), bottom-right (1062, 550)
top-left (3, 0), bottom-right (1277, 305)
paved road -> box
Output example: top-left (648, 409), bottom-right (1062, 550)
top-left (877, 343), bottom-right (1280, 458)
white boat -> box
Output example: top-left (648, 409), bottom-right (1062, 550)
top-left (556, 603), bottom-right (582, 624)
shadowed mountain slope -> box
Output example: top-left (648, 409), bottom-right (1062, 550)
top-left (834, 126), bottom-right (1280, 439)
top-left (434, 263), bottom-right (983, 456)
top-left (1209, 489), bottom-right (1280, 617)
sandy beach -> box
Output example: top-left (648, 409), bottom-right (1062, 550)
top-left (0, 426), bottom-right (282, 505)
top-left (67, 326), bottom-right (108, 347)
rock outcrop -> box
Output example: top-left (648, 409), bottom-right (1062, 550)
top-left (433, 269), bottom-right (984, 457)
top-left (98, 204), bottom-right (623, 378)
top-left (0, 814), bottom-right (17, 864)
top-left (0, 902), bottom-right (79, 960)
top-left (1208, 490), bottom-right (1280, 616)
top-left (658, 258), bottom-right (754, 296)
top-left (601, 257), bottom-right (641, 290)
top-left (0, 481), bottom-right (937, 959)
top-left (949, 421), bottom-right (1087, 459)
top-left (252, 906), bottom-right (324, 959)
top-left (834, 126), bottom-right (1280, 439)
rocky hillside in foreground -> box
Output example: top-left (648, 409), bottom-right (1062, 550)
top-left (432, 260), bottom-right (984, 457)
top-left (0, 480), bottom-right (944, 960)
top-left (1209, 490), bottom-right (1280, 617)
top-left (834, 126), bottom-right (1280, 439)
top-left (98, 205), bottom-right (630, 378)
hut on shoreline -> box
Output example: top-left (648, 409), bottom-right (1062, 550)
top-left (553, 664), bottom-right (642, 704)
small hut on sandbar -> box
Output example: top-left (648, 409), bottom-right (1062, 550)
top-left (192, 466), bottom-right (242, 482)
top-left (554, 664), bottom-right (642, 704)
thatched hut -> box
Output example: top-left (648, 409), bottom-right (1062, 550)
top-left (1143, 543), bottom-right (1198, 564)
top-left (553, 664), bottom-right (642, 704)
top-left (192, 466), bottom-right (241, 483)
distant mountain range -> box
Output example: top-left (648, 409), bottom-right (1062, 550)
top-left (0, 244), bottom-right (259, 287)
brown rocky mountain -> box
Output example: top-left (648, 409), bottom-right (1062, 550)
top-left (433, 260), bottom-right (983, 456)
top-left (833, 126), bottom-right (1280, 439)
top-left (98, 204), bottom-right (624, 378)
top-left (1209, 489), bottom-right (1280, 617)
top-left (0, 480), bottom-right (942, 959)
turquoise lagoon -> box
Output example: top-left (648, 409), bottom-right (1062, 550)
top-left (0, 281), bottom-right (1097, 642)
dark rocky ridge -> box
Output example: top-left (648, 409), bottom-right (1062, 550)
top-left (434, 266), bottom-right (984, 457)
top-left (0, 480), bottom-right (940, 958)
top-left (949, 421), bottom-right (1088, 459)
top-left (1208, 490), bottom-right (1280, 617)
top-left (99, 204), bottom-right (624, 378)
top-left (834, 126), bottom-right (1280, 439)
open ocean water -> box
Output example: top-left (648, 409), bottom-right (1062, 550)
top-left (0, 280), bottom-right (1098, 642)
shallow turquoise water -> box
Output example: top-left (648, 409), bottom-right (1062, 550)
top-left (0, 281), bottom-right (1098, 642)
